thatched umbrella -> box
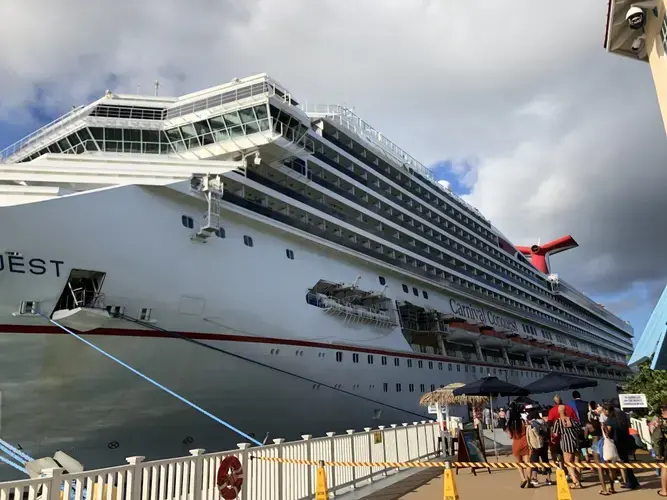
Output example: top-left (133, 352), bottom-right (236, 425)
top-left (420, 383), bottom-right (489, 433)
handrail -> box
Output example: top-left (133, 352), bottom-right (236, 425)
top-left (0, 105), bottom-right (86, 162)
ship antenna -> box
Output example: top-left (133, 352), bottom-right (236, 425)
top-left (154, 80), bottom-right (160, 96)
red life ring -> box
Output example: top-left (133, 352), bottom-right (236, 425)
top-left (217, 456), bottom-right (244, 500)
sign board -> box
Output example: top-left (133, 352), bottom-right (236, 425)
top-left (428, 404), bottom-right (439, 415)
top-left (373, 432), bottom-right (383, 444)
top-left (455, 428), bottom-right (490, 475)
top-left (619, 393), bottom-right (648, 410)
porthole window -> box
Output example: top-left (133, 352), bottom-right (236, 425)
top-left (379, 276), bottom-right (386, 285)
top-left (286, 249), bottom-right (294, 260)
top-left (243, 235), bottom-right (254, 247)
top-left (181, 215), bottom-right (194, 229)
top-left (402, 284), bottom-right (409, 293)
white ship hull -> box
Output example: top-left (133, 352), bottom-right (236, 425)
top-left (0, 183), bottom-right (621, 479)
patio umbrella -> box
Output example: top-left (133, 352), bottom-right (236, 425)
top-left (453, 377), bottom-right (528, 459)
top-left (522, 372), bottom-right (598, 394)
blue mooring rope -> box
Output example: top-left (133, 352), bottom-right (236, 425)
top-left (41, 314), bottom-right (262, 447)
top-left (0, 437), bottom-right (34, 462)
top-left (0, 454), bottom-right (27, 474)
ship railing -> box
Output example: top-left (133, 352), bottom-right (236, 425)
top-left (0, 105), bottom-right (87, 162)
top-left (0, 422), bottom-right (440, 500)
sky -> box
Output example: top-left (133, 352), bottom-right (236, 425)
top-left (0, 0), bottom-right (665, 343)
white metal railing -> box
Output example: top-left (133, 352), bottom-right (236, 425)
top-left (631, 417), bottom-right (652, 451)
top-left (301, 104), bottom-right (489, 224)
top-left (0, 106), bottom-right (87, 162)
top-left (0, 422), bottom-right (440, 500)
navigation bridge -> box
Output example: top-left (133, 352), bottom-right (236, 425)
top-left (0, 74), bottom-right (316, 206)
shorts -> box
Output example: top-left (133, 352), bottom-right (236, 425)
top-left (530, 446), bottom-right (551, 473)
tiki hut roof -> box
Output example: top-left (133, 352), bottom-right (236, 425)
top-left (419, 382), bottom-right (489, 407)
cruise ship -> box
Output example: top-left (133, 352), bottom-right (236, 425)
top-left (0, 74), bottom-right (632, 478)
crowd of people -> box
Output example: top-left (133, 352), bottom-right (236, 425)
top-left (493, 390), bottom-right (667, 494)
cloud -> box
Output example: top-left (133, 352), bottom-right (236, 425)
top-left (1, 0), bottom-right (664, 329)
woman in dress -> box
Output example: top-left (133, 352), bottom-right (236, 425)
top-left (553, 404), bottom-right (582, 488)
top-left (506, 403), bottom-right (532, 488)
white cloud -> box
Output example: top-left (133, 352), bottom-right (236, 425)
top-left (0, 0), bottom-right (665, 301)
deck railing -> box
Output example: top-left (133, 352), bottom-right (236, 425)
top-left (0, 421), bottom-right (440, 500)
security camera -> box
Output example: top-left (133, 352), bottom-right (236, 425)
top-left (631, 34), bottom-right (646, 52)
top-left (626, 5), bottom-right (645, 29)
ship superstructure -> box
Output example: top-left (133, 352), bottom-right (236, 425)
top-left (0, 74), bottom-right (632, 477)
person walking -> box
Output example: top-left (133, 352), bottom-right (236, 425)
top-left (506, 403), bottom-right (532, 488)
top-left (553, 404), bottom-right (583, 488)
top-left (603, 403), bottom-right (640, 490)
top-left (651, 403), bottom-right (667, 497)
top-left (498, 408), bottom-right (506, 429)
top-left (527, 408), bottom-right (553, 487)
top-left (587, 401), bottom-right (613, 495)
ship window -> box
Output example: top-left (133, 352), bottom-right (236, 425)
top-left (396, 383), bottom-right (402, 392)
top-left (139, 308), bottom-right (152, 321)
top-left (336, 352), bottom-right (343, 362)
top-left (465, 365), bottom-right (468, 372)
top-left (381, 356), bottom-right (387, 365)
top-left (383, 383), bottom-right (388, 392)
top-left (412, 287), bottom-right (418, 296)
top-left (418, 360), bottom-right (423, 368)
top-left (430, 384), bottom-right (435, 391)
top-left (407, 359), bottom-right (413, 367)
top-left (352, 353), bottom-right (359, 363)
top-left (428, 361), bottom-right (433, 370)
top-left (286, 249), bottom-right (294, 260)
top-left (448, 363), bottom-right (452, 371)
top-left (378, 276), bottom-right (386, 285)
top-left (215, 228), bottom-right (225, 238)
top-left (402, 284), bottom-right (409, 293)
top-left (438, 362), bottom-right (443, 370)
top-left (422, 291), bottom-right (429, 299)
top-left (420, 383), bottom-right (425, 392)
top-left (456, 364), bottom-right (461, 372)
top-left (471, 366), bottom-right (476, 373)
top-left (181, 215), bottom-right (194, 229)
top-left (243, 235), bottom-right (254, 247)
top-left (409, 384), bottom-right (414, 392)
top-left (394, 358), bottom-right (400, 367)
top-left (367, 355), bottom-right (374, 364)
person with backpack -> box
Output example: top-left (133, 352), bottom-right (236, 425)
top-left (527, 408), bottom-right (553, 487)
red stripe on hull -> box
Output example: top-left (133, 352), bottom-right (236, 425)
top-left (0, 324), bottom-right (625, 370)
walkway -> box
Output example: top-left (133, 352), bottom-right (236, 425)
top-left (355, 455), bottom-right (664, 500)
